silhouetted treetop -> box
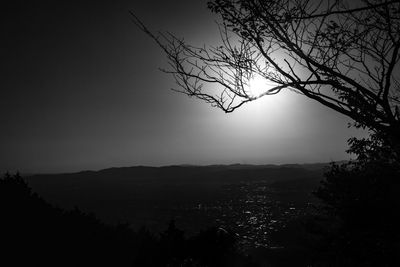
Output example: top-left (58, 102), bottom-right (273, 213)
top-left (313, 133), bottom-right (400, 265)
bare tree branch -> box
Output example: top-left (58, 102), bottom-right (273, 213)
top-left (131, 0), bottom-right (400, 140)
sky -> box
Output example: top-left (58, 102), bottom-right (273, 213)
top-left (0, 0), bottom-right (367, 174)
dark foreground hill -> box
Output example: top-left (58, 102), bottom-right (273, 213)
top-left (1, 173), bottom-right (256, 267)
top-left (3, 164), bottom-right (331, 266)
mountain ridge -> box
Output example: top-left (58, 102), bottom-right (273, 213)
top-left (25, 161), bottom-right (342, 177)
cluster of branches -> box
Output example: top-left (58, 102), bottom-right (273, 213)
top-left (131, 0), bottom-right (400, 137)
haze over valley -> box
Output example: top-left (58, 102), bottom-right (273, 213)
top-left (26, 163), bottom-right (326, 248)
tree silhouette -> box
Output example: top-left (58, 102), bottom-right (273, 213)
top-left (131, 0), bottom-right (400, 151)
top-left (313, 133), bottom-right (400, 265)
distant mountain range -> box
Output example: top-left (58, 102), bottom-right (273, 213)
top-left (26, 163), bottom-right (331, 189)
top-left (29, 162), bottom-right (336, 176)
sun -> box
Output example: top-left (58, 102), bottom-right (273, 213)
top-left (246, 75), bottom-right (269, 98)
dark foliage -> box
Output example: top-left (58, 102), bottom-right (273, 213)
top-left (1, 173), bottom-right (136, 266)
top-left (312, 134), bottom-right (400, 266)
top-left (259, 133), bottom-right (400, 266)
top-left (0, 173), bottom-right (255, 266)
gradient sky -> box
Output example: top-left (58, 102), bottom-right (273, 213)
top-left (1, 0), bottom-right (367, 173)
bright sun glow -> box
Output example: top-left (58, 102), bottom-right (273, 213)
top-left (241, 74), bottom-right (296, 118)
top-left (247, 75), bottom-right (270, 98)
